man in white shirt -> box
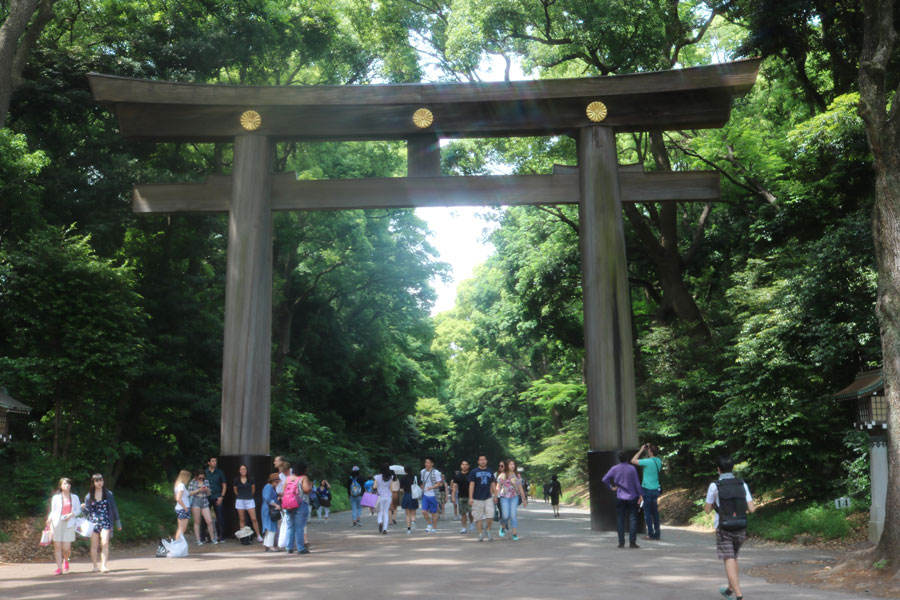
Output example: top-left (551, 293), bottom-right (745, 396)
top-left (420, 457), bottom-right (443, 533)
top-left (704, 455), bottom-right (756, 600)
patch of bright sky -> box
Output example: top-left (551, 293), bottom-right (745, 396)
top-left (418, 53), bottom-right (530, 315)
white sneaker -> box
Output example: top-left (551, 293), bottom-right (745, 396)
top-left (459, 528), bottom-right (467, 534)
top-left (425, 525), bottom-right (433, 533)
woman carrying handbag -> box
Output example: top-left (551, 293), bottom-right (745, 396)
top-left (47, 477), bottom-right (81, 575)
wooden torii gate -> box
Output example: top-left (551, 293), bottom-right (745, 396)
top-left (89, 59), bottom-right (759, 531)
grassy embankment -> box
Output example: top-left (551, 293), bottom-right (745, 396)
top-left (560, 484), bottom-right (867, 544)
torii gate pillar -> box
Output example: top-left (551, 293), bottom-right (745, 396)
top-left (218, 134), bottom-right (275, 529)
top-left (578, 126), bottom-right (639, 531)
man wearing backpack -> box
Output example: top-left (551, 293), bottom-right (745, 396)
top-left (346, 466), bottom-right (364, 527)
top-left (704, 455), bottom-right (757, 600)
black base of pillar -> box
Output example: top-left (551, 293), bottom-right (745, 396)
top-left (588, 450), bottom-right (618, 531)
top-left (588, 450), bottom-right (646, 534)
top-left (217, 454), bottom-right (272, 539)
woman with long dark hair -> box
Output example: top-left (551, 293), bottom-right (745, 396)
top-left (233, 464), bottom-right (263, 542)
top-left (549, 474), bottom-right (562, 517)
top-left (81, 473), bottom-right (121, 573)
top-left (47, 477), bottom-right (81, 575)
top-left (496, 459), bottom-right (528, 540)
top-left (399, 465), bottom-right (419, 534)
top-left (372, 463), bottom-right (394, 534)
top-left (188, 468), bottom-right (217, 545)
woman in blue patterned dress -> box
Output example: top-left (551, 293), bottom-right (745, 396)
top-left (81, 473), bottom-right (122, 573)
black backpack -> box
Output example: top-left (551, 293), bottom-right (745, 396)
top-left (715, 477), bottom-right (749, 531)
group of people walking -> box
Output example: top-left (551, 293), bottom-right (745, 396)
top-left (42, 443), bottom-right (757, 600)
top-left (356, 454), bottom-right (531, 542)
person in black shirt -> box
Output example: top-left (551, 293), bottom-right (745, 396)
top-left (233, 464), bottom-right (262, 541)
top-left (399, 465), bottom-right (419, 534)
top-left (452, 460), bottom-right (473, 534)
top-left (549, 474), bottom-right (562, 517)
top-left (468, 453), bottom-right (498, 542)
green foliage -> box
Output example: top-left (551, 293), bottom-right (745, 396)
top-left (0, 130), bottom-right (48, 242)
top-left (748, 502), bottom-right (857, 542)
top-left (109, 490), bottom-right (174, 544)
top-left (840, 430), bottom-right (871, 506)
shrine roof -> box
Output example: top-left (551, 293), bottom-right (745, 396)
top-left (0, 389), bottom-right (31, 414)
top-left (88, 59), bottom-right (760, 142)
top-left (832, 369), bottom-right (884, 401)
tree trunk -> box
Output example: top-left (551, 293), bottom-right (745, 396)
top-left (858, 0), bottom-right (900, 568)
top-left (51, 388), bottom-right (61, 459)
top-left (0, 0), bottom-right (56, 128)
top-left (623, 131), bottom-right (710, 336)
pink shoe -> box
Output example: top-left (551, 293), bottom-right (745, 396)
top-left (54, 568), bottom-right (62, 575)
top-left (63, 559), bottom-right (69, 573)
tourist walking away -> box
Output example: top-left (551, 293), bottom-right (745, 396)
top-left (399, 465), bottom-right (419, 534)
top-left (347, 466), bottom-right (364, 526)
top-left (632, 443), bottom-right (663, 540)
top-left (47, 477), bottom-right (81, 575)
top-left (549, 475), bottom-right (562, 517)
top-left (497, 459), bottom-right (528, 540)
top-left (282, 462), bottom-right (312, 553)
top-left (316, 480), bottom-right (332, 521)
top-left (452, 460), bottom-right (473, 533)
top-left (203, 457), bottom-right (226, 543)
top-left (373, 463), bottom-right (395, 534)
top-left (188, 469), bottom-right (216, 545)
top-left (543, 481), bottom-right (551, 503)
top-left (275, 458), bottom-right (292, 547)
top-left (704, 455), bottom-right (756, 600)
top-left (420, 457), bottom-right (443, 533)
top-left (173, 470), bottom-right (192, 542)
top-left (602, 451), bottom-right (643, 548)
top-left (233, 464), bottom-right (263, 542)
top-left (81, 473), bottom-right (121, 573)
top-left (390, 469), bottom-right (402, 525)
top-left (261, 473), bottom-right (282, 551)
top-left (468, 453), bottom-right (497, 542)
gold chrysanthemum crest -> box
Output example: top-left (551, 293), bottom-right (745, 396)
top-left (412, 108), bottom-right (434, 129)
top-left (240, 110), bottom-right (262, 131)
top-left (586, 101), bottom-right (608, 122)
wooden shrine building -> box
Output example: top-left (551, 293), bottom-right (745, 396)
top-left (89, 58), bottom-right (760, 530)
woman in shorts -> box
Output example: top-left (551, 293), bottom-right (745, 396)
top-left (173, 470), bottom-right (191, 541)
top-left (47, 477), bottom-right (81, 575)
top-left (233, 464), bottom-right (263, 542)
top-left (188, 469), bottom-right (217, 544)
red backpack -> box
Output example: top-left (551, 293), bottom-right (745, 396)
top-left (282, 476), bottom-right (302, 510)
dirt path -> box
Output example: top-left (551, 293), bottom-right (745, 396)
top-left (0, 503), bottom-right (885, 599)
